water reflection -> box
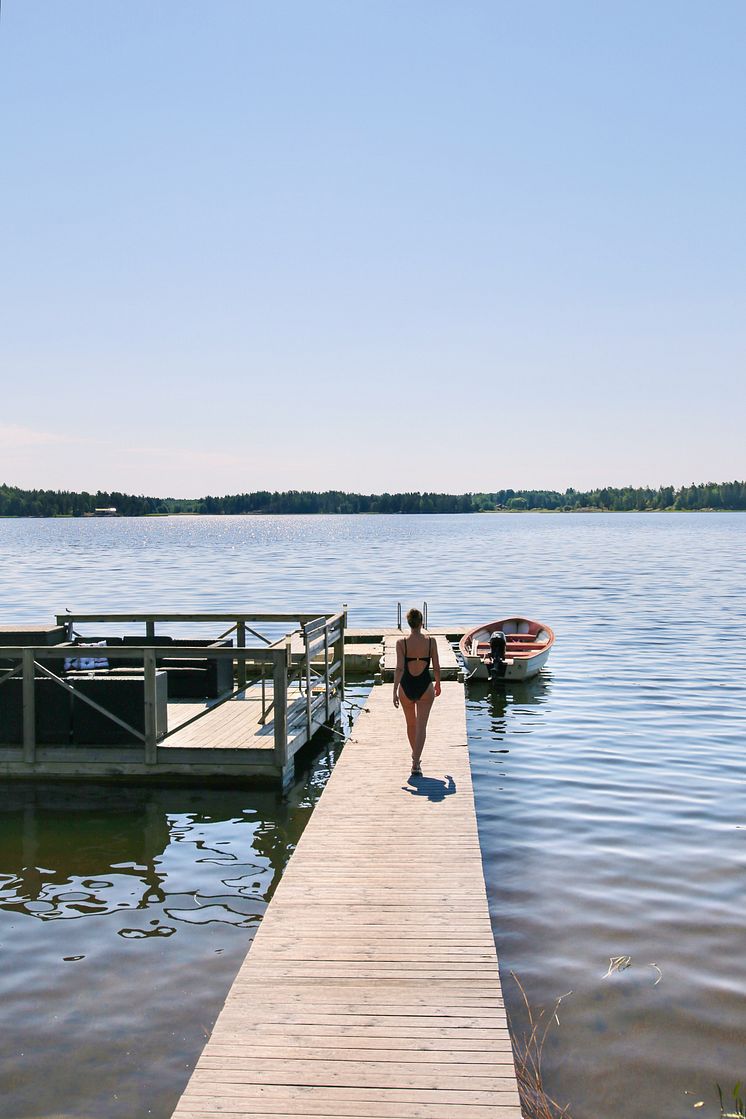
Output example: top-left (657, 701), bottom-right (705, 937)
top-left (468, 676), bottom-right (550, 726)
top-left (0, 785), bottom-right (289, 935)
top-left (467, 677), bottom-right (549, 779)
top-left (1, 786), bottom-right (169, 923)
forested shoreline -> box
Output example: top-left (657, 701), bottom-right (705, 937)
top-left (1, 481), bottom-right (745, 517)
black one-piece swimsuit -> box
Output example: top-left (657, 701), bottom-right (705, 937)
top-left (400, 638), bottom-right (433, 701)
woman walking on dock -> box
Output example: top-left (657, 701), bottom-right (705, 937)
top-left (393, 607), bottom-right (441, 776)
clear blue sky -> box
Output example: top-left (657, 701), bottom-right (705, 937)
top-left (1, 1), bottom-right (744, 497)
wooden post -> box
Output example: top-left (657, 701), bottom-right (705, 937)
top-left (331, 611), bottom-right (345, 706)
top-left (339, 606), bottom-right (347, 700)
top-left (236, 620), bottom-right (246, 690)
top-left (324, 622), bottom-right (330, 721)
top-left (143, 649), bottom-right (157, 765)
top-left (146, 619), bottom-right (155, 640)
top-left (272, 646), bottom-right (288, 769)
top-left (22, 648), bottom-right (35, 764)
top-left (305, 628), bottom-right (312, 740)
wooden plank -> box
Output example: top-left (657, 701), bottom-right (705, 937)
top-left (188, 1072), bottom-right (516, 1092)
top-left (202, 1046), bottom-right (516, 1064)
top-left (214, 1013), bottom-right (507, 1029)
top-left (246, 948), bottom-right (498, 957)
top-left (176, 1109), bottom-right (520, 1119)
top-left (208, 1023), bottom-right (509, 1041)
top-left (233, 991), bottom-right (503, 1004)
top-left (177, 1106), bottom-right (519, 1119)
top-left (177, 1094), bottom-right (522, 1118)
top-left (171, 683), bottom-right (521, 1118)
top-left (207, 1035), bottom-right (514, 1053)
top-left (184, 1077), bottom-right (520, 1104)
top-left (178, 1109), bottom-right (520, 1119)
top-left (245, 949), bottom-right (498, 960)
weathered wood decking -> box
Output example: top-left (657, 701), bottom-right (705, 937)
top-left (172, 682), bottom-right (522, 1119)
top-left (166, 681), bottom-right (317, 751)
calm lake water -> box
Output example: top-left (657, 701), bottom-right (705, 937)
top-left (1, 512), bottom-right (745, 1118)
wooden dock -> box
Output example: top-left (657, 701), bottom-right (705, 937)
top-left (0, 612), bottom-right (345, 788)
top-left (172, 682), bottom-right (522, 1119)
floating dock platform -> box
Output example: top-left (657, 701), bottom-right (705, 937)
top-left (172, 682), bottom-right (522, 1118)
top-left (0, 612), bottom-right (346, 788)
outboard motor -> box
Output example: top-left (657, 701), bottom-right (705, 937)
top-left (488, 630), bottom-right (507, 683)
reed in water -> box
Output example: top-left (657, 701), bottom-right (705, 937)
top-left (508, 973), bottom-right (573, 1119)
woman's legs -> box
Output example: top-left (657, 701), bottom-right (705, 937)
top-left (398, 687), bottom-right (418, 756)
top-left (399, 683), bottom-right (435, 770)
top-left (412, 685), bottom-right (435, 769)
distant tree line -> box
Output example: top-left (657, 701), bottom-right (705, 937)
top-left (2, 481), bottom-right (746, 517)
top-left (0, 485), bottom-right (189, 518)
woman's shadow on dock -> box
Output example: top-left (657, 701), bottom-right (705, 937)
top-left (402, 774), bottom-right (456, 802)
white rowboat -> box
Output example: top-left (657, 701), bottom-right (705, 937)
top-left (460, 617), bottom-right (555, 681)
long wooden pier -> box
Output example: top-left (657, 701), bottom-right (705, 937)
top-left (172, 682), bottom-right (522, 1119)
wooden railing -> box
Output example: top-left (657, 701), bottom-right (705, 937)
top-left (55, 611), bottom-right (339, 691)
top-left (297, 613), bottom-right (345, 740)
top-left (2, 609), bottom-right (347, 771)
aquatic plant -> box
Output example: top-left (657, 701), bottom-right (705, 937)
top-left (508, 972), bottom-right (574, 1119)
top-left (718, 1082), bottom-right (746, 1117)
top-left (507, 971), bottom-right (743, 1118)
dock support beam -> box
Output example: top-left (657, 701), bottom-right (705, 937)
top-left (272, 645), bottom-right (288, 771)
top-left (280, 759), bottom-right (295, 791)
top-left (22, 649), bottom-right (36, 764)
top-left (143, 649), bottom-right (158, 765)
top-left (236, 621), bottom-right (247, 690)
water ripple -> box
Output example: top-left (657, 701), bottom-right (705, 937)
top-left (1, 512), bottom-right (745, 1118)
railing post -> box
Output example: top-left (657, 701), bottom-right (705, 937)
top-left (146, 619), bottom-right (155, 640)
top-left (305, 626), bottom-right (312, 739)
top-left (324, 622), bottom-right (330, 721)
top-left (236, 620), bottom-right (246, 690)
top-left (423, 601), bottom-right (428, 629)
top-left (143, 649), bottom-right (157, 765)
top-left (272, 646), bottom-right (288, 769)
top-left (340, 605), bottom-right (347, 700)
top-left (397, 601), bottom-right (402, 630)
top-left (22, 649), bottom-right (36, 764)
